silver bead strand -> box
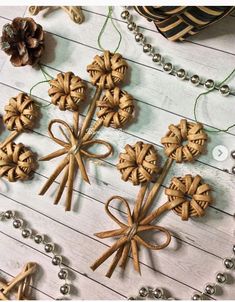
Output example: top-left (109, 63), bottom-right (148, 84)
top-left (0, 210), bottom-right (71, 298)
top-left (121, 7), bottom-right (232, 96)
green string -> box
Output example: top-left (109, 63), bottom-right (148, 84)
top-left (194, 68), bottom-right (235, 134)
top-left (97, 6), bottom-right (122, 53)
top-left (29, 63), bottom-right (54, 108)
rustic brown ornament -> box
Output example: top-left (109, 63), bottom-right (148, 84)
top-left (0, 17), bottom-right (44, 67)
top-left (48, 72), bottom-right (86, 111)
top-left (0, 93), bottom-right (38, 149)
top-left (91, 119), bottom-right (210, 277)
top-left (0, 262), bottom-right (37, 300)
top-left (29, 6), bottom-right (84, 24)
top-left (117, 141), bottom-right (159, 185)
top-left (0, 142), bottom-right (36, 182)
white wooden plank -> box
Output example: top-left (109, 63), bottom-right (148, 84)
top-left (0, 6), bottom-right (26, 19)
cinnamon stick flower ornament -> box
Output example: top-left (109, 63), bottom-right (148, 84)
top-left (39, 51), bottom-right (134, 211)
top-left (0, 17), bottom-right (44, 67)
top-left (91, 119), bottom-right (211, 277)
top-left (0, 93), bottom-right (38, 182)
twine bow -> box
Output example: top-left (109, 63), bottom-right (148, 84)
top-left (91, 184), bottom-right (171, 278)
top-left (39, 114), bottom-right (113, 211)
top-left (0, 262), bottom-right (37, 300)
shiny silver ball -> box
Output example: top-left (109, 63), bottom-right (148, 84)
top-left (44, 243), bottom-right (54, 253)
top-left (163, 63), bottom-right (173, 73)
top-left (52, 255), bottom-right (62, 266)
top-left (22, 229), bottom-right (31, 238)
top-left (127, 22), bottom-right (136, 31)
top-left (232, 166), bottom-right (235, 175)
top-left (204, 79), bottom-right (215, 89)
top-left (60, 284), bottom-right (70, 295)
top-left (135, 33), bottom-right (144, 43)
top-left (190, 75), bottom-right (200, 86)
top-left (233, 245), bottom-right (235, 254)
top-left (143, 43), bottom-right (152, 54)
top-left (58, 269), bottom-right (68, 280)
top-left (219, 84), bottom-right (230, 96)
top-left (4, 210), bottom-right (14, 219)
top-left (231, 151), bottom-right (235, 159)
top-left (216, 272), bottom-right (227, 284)
top-left (152, 53), bottom-right (162, 64)
top-left (121, 10), bottom-right (130, 21)
top-left (13, 219), bottom-right (22, 229)
top-left (204, 284), bottom-right (216, 295)
top-left (223, 258), bottom-right (234, 269)
top-left (153, 288), bottom-right (164, 299)
top-left (191, 293), bottom-right (202, 300)
top-left (176, 69), bottom-right (186, 80)
top-left (34, 234), bottom-right (43, 244)
top-left (139, 287), bottom-right (149, 297)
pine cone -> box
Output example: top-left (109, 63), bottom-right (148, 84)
top-left (0, 17), bottom-right (44, 67)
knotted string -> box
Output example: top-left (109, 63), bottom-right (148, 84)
top-left (194, 68), bottom-right (235, 133)
top-left (97, 6), bottom-right (122, 53)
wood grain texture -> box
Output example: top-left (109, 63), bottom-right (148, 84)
top-left (0, 5), bottom-right (234, 300)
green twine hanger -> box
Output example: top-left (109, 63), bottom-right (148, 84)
top-left (194, 68), bottom-right (235, 134)
top-left (97, 6), bottom-right (122, 53)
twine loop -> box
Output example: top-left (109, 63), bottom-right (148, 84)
top-left (161, 119), bottom-right (207, 163)
top-left (97, 87), bottom-right (134, 128)
top-left (87, 50), bottom-right (128, 89)
top-left (0, 142), bottom-right (36, 182)
top-left (117, 141), bottom-right (159, 185)
top-left (48, 72), bottom-right (86, 111)
top-left (165, 174), bottom-right (213, 220)
top-left (0, 262), bottom-right (37, 300)
top-left (3, 93), bottom-right (38, 132)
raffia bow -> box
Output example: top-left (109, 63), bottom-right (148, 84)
top-left (39, 114), bottom-right (113, 211)
top-left (0, 262), bottom-right (37, 300)
top-left (91, 184), bottom-right (171, 278)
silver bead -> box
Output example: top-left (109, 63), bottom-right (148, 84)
top-left (4, 210), bottom-right (14, 219)
top-left (44, 243), bottom-right (54, 253)
top-left (127, 22), bottom-right (136, 31)
top-left (135, 33), bottom-right (144, 43)
top-left (139, 287), bottom-right (149, 297)
top-left (204, 284), bottom-right (216, 295)
top-left (204, 79), bottom-right (215, 89)
top-left (153, 288), bottom-right (164, 299)
top-left (52, 255), bottom-right (62, 266)
top-left (190, 75), bottom-right (200, 86)
top-left (191, 293), bottom-right (202, 300)
top-left (58, 269), bottom-right (68, 280)
top-left (22, 229), bottom-right (31, 238)
top-left (216, 272), bottom-right (227, 284)
top-left (13, 219), bottom-right (22, 229)
top-left (231, 166), bottom-right (235, 175)
top-left (231, 150), bottom-right (235, 159)
top-left (121, 10), bottom-right (130, 21)
top-left (143, 43), bottom-right (152, 54)
top-left (176, 69), bottom-right (186, 80)
top-left (163, 63), bottom-right (173, 73)
top-left (233, 245), bottom-right (235, 254)
top-left (34, 234), bottom-right (43, 244)
top-left (152, 53), bottom-right (162, 64)
top-left (223, 258), bottom-right (234, 269)
top-left (60, 284), bottom-right (70, 295)
top-left (219, 84), bottom-right (230, 96)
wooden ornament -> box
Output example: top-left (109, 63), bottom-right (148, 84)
top-left (0, 262), bottom-right (37, 300)
top-left (29, 6), bottom-right (84, 24)
top-left (91, 119), bottom-right (210, 277)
